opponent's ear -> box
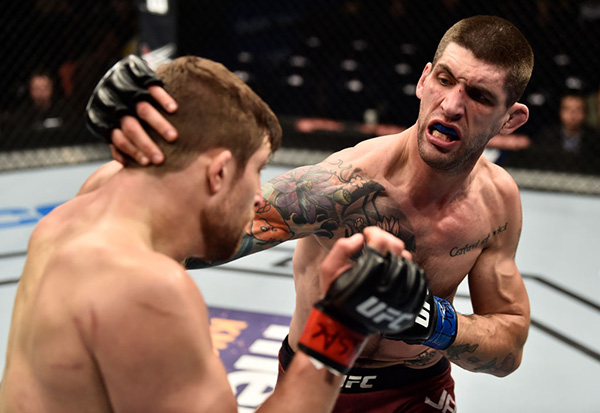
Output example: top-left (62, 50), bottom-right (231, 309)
top-left (416, 63), bottom-right (432, 99)
top-left (207, 150), bottom-right (233, 194)
top-left (499, 102), bottom-right (529, 135)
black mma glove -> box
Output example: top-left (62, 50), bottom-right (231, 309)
top-left (381, 288), bottom-right (458, 350)
top-left (85, 54), bottom-right (163, 142)
top-left (298, 247), bottom-right (429, 375)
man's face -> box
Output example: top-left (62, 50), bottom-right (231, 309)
top-left (560, 96), bottom-right (585, 132)
top-left (29, 75), bottom-right (53, 107)
top-left (415, 43), bottom-right (512, 174)
top-left (202, 136), bottom-right (271, 261)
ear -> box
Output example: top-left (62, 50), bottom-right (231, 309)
top-left (416, 63), bottom-right (432, 99)
top-left (207, 150), bottom-right (234, 194)
top-left (499, 102), bottom-right (529, 135)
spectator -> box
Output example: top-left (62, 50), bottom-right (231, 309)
top-left (3, 70), bottom-right (70, 149)
top-left (532, 93), bottom-right (600, 174)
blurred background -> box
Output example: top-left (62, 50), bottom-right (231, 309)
top-left (1, 0), bottom-right (599, 192)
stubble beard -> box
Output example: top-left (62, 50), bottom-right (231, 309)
top-left (200, 202), bottom-right (246, 262)
top-left (416, 116), bottom-right (489, 176)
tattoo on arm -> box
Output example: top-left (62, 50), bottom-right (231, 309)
top-left (446, 342), bottom-right (516, 375)
top-left (242, 160), bottom-right (417, 254)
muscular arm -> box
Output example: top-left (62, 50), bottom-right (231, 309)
top-left (443, 181), bottom-right (530, 377)
top-left (187, 155), bottom-right (411, 268)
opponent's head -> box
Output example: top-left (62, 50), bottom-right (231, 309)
top-left (432, 15), bottom-right (533, 107)
top-left (137, 56), bottom-right (282, 172)
top-left (144, 56), bottom-right (282, 261)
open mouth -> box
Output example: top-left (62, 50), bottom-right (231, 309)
top-left (429, 123), bottom-right (459, 142)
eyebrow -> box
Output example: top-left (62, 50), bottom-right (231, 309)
top-left (436, 63), bottom-right (500, 105)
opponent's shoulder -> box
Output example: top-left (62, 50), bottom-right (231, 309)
top-left (78, 251), bottom-right (205, 340)
top-left (105, 252), bottom-right (198, 308)
top-left (77, 161), bottom-right (123, 195)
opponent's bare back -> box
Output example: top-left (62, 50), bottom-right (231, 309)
top-left (0, 186), bottom-right (236, 412)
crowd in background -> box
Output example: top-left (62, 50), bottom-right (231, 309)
top-left (0, 0), bottom-right (598, 174)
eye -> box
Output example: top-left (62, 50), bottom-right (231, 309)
top-left (471, 91), bottom-right (490, 105)
top-left (438, 76), bottom-right (450, 86)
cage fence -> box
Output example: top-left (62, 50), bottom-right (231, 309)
top-left (1, 0), bottom-right (599, 194)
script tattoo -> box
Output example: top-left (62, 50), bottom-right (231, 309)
top-left (264, 160), bottom-right (417, 252)
top-left (448, 222), bottom-right (509, 257)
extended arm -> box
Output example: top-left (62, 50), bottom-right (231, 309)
top-left (187, 157), bottom-right (393, 268)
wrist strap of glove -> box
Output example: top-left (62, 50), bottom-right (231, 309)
top-left (423, 296), bottom-right (457, 350)
top-left (298, 307), bottom-right (367, 375)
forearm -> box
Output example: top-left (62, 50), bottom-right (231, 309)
top-left (256, 352), bottom-right (343, 413)
top-left (442, 312), bottom-right (529, 377)
top-left (185, 231), bottom-right (282, 269)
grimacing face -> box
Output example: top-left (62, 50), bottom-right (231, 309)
top-left (415, 43), bottom-right (514, 175)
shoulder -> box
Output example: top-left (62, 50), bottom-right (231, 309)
top-left (473, 160), bottom-right (523, 246)
top-left (317, 133), bottom-right (403, 177)
top-left (476, 158), bottom-right (520, 201)
top-left (77, 161), bottom-right (123, 195)
top-left (72, 246), bottom-right (206, 339)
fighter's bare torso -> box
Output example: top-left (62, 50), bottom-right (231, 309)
top-left (0, 187), bottom-right (236, 412)
top-left (248, 127), bottom-right (520, 369)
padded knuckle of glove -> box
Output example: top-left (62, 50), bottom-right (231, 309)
top-left (85, 55), bottom-right (163, 142)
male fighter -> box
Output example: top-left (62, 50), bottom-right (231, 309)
top-left (0, 56), bottom-right (429, 412)
top-left (83, 15), bottom-right (533, 412)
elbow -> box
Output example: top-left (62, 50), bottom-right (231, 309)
top-left (491, 350), bottom-right (523, 377)
top-left (493, 326), bottom-right (528, 378)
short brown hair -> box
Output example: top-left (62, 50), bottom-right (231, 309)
top-left (433, 15), bottom-right (534, 106)
top-left (140, 56), bottom-right (282, 171)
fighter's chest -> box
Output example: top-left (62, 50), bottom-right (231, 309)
top-left (348, 191), bottom-right (492, 294)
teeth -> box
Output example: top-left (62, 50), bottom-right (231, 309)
top-left (431, 129), bottom-right (451, 142)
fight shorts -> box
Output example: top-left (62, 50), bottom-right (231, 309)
top-left (278, 336), bottom-right (456, 413)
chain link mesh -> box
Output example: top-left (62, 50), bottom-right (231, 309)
top-left (1, 1), bottom-right (599, 193)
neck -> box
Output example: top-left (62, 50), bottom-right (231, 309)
top-left (99, 168), bottom-right (207, 262)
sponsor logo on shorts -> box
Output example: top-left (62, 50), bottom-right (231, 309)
top-left (425, 389), bottom-right (456, 412)
top-left (340, 374), bottom-right (377, 389)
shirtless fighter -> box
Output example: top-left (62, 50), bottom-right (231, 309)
top-left (0, 56), bottom-right (430, 412)
top-left (82, 15), bottom-right (533, 412)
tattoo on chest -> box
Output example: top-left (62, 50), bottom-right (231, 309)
top-left (267, 160), bottom-right (417, 252)
top-left (448, 222), bottom-right (508, 257)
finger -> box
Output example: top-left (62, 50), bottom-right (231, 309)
top-left (362, 226), bottom-right (407, 257)
top-left (320, 233), bottom-right (365, 292)
top-left (112, 128), bottom-right (150, 165)
top-left (137, 99), bottom-right (178, 143)
top-left (401, 250), bottom-right (413, 261)
top-left (109, 144), bottom-right (126, 165)
top-left (148, 84), bottom-right (178, 113)
top-left (120, 115), bottom-right (164, 164)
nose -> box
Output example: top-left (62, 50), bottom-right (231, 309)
top-left (441, 86), bottom-right (465, 120)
